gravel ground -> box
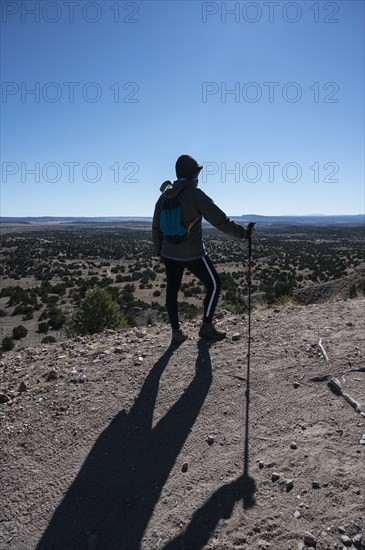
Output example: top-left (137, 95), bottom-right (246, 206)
top-left (1, 297), bottom-right (364, 550)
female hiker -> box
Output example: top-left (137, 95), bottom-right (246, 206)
top-left (152, 154), bottom-right (254, 345)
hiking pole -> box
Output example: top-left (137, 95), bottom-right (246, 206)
top-left (244, 221), bottom-right (255, 476)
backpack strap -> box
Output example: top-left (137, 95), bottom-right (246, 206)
top-left (187, 215), bottom-right (201, 234)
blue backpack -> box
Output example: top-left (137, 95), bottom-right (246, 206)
top-left (160, 195), bottom-right (188, 244)
top-left (160, 192), bottom-right (200, 244)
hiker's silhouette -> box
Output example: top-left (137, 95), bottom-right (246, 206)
top-left (163, 342), bottom-right (257, 550)
top-left (36, 340), bottom-right (213, 550)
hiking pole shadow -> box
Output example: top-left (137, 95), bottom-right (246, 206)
top-left (241, 366), bottom-right (256, 509)
top-left (241, 221), bottom-right (257, 509)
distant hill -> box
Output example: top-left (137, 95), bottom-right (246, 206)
top-left (0, 216), bottom-right (153, 224)
top-left (1, 214), bottom-right (364, 225)
top-left (235, 214), bottom-right (365, 225)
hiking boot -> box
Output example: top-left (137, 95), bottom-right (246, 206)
top-left (171, 329), bottom-right (188, 345)
top-left (199, 323), bottom-right (226, 340)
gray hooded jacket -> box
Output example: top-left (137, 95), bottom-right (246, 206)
top-left (152, 179), bottom-right (248, 261)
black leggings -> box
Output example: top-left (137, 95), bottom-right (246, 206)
top-left (163, 255), bottom-right (222, 329)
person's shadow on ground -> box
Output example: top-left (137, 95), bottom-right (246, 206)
top-left (36, 340), bottom-right (215, 550)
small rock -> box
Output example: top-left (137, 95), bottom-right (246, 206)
top-left (0, 394), bottom-right (10, 404)
top-left (320, 532), bottom-right (328, 538)
top-left (70, 377), bottom-right (85, 384)
top-left (114, 347), bottom-right (125, 354)
top-left (286, 479), bottom-right (294, 492)
top-left (18, 381), bottom-right (27, 393)
top-left (303, 532), bottom-right (317, 546)
top-left (46, 370), bottom-right (58, 382)
top-left (136, 331), bottom-right (145, 338)
top-left (258, 460), bottom-right (264, 469)
top-left (294, 510), bottom-right (301, 519)
top-left (359, 433), bottom-right (365, 445)
top-left (232, 333), bottom-right (241, 341)
top-left (340, 535), bottom-right (352, 547)
top-left (216, 310), bottom-right (228, 319)
top-left (293, 381), bottom-right (301, 388)
top-left (352, 534), bottom-right (362, 548)
top-left (290, 442), bottom-right (298, 449)
top-left (207, 435), bottom-right (215, 445)
top-left (272, 472), bottom-right (281, 482)
top-left (181, 462), bottom-right (188, 473)
top-left (338, 526), bottom-right (346, 534)
top-left (312, 480), bottom-right (321, 489)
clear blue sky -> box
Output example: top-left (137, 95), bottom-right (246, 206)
top-left (1, 0), bottom-right (364, 216)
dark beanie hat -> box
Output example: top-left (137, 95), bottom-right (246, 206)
top-left (175, 155), bottom-right (203, 179)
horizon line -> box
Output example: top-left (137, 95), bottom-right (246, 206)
top-left (1, 213), bottom-right (365, 219)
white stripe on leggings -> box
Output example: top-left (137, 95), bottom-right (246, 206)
top-left (202, 256), bottom-right (218, 318)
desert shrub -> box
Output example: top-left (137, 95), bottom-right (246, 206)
top-left (41, 336), bottom-right (57, 344)
top-left (262, 281), bottom-right (294, 305)
top-left (349, 280), bottom-right (365, 298)
top-left (124, 313), bottom-right (137, 327)
top-left (120, 284), bottom-right (135, 305)
top-left (178, 301), bottom-right (199, 319)
top-left (44, 295), bottom-right (60, 307)
top-left (48, 307), bottom-right (66, 330)
top-left (12, 325), bottom-right (28, 340)
top-left (224, 287), bottom-right (246, 308)
top-left (2, 336), bottom-right (14, 351)
top-left (275, 295), bottom-right (298, 307)
top-left (12, 304), bottom-right (27, 316)
top-left (151, 301), bottom-right (166, 313)
top-left (65, 287), bottom-right (127, 336)
top-left (38, 321), bottom-right (49, 334)
top-left (22, 310), bottom-right (34, 320)
top-left (1, 285), bottom-right (28, 305)
top-left (222, 302), bottom-right (247, 314)
top-left (183, 288), bottom-right (193, 297)
top-left (38, 309), bottom-right (49, 321)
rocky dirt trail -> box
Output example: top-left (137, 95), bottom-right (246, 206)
top-left (1, 298), bottom-right (364, 550)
